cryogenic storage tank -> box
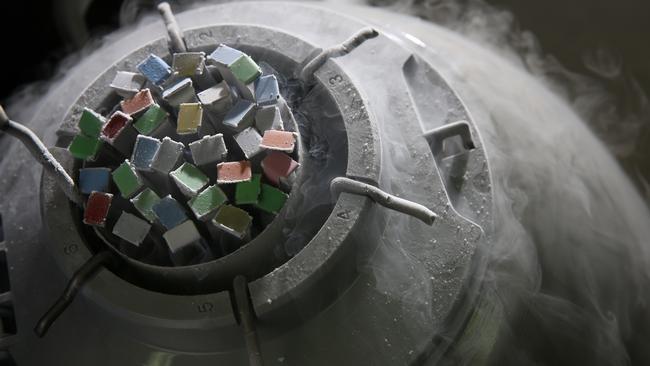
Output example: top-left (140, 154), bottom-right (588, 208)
top-left (0, 1), bottom-right (648, 365)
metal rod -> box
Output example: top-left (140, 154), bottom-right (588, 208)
top-left (0, 104), bottom-right (9, 128)
top-left (34, 251), bottom-right (113, 337)
top-left (330, 177), bottom-right (437, 225)
top-left (233, 275), bottom-right (264, 366)
top-left (0, 105), bottom-right (82, 206)
top-left (299, 27), bottom-right (379, 84)
top-left (424, 121), bottom-right (476, 154)
top-left (157, 2), bottom-right (187, 53)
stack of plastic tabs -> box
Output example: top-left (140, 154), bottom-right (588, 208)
top-left (68, 44), bottom-right (300, 267)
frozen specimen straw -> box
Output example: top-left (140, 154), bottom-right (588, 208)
top-left (0, 104), bottom-right (82, 205)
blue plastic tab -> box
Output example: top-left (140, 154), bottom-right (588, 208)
top-left (137, 54), bottom-right (172, 86)
top-left (131, 135), bottom-right (161, 171)
top-left (152, 195), bottom-right (188, 230)
top-left (79, 167), bottom-right (111, 194)
top-left (223, 100), bottom-right (255, 130)
top-left (255, 75), bottom-right (280, 106)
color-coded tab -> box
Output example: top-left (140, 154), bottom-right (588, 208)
top-left (79, 167), bottom-right (111, 194)
top-left (137, 54), bottom-right (172, 86)
top-left (162, 220), bottom-right (203, 266)
top-left (207, 44), bottom-right (244, 67)
top-left (78, 108), bottom-right (105, 138)
top-left (261, 151), bottom-right (299, 186)
top-left (112, 160), bottom-right (144, 198)
top-left (223, 99), bottom-right (255, 131)
top-left (69, 134), bottom-right (101, 160)
top-left (189, 185), bottom-right (228, 221)
top-left (260, 130), bottom-right (296, 152)
top-left (170, 163), bottom-right (209, 197)
top-left (255, 105), bottom-right (284, 133)
top-left (113, 212), bottom-right (151, 246)
top-left (83, 192), bottom-right (113, 227)
top-left (102, 111), bottom-right (133, 142)
top-left (131, 188), bottom-right (161, 223)
top-left (234, 127), bottom-right (263, 159)
top-left (197, 81), bottom-right (232, 114)
top-left (217, 161), bottom-right (252, 184)
top-left (235, 174), bottom-right (262, 205)
top-left (162, 78), bottom-right (196, 107)
top-left (134, 104), bottom-right (168, 135)
top-left (110, 71), bottom-right (146, 98)
top-left (212, 205), bottom-right (252, 239)
top-left (172, 52), bottom-right (205, 77)
top-left (256, 183), bottom-right (288, 214)
top-left (121, 89), bottom-right (154, 116)
top-left (131, 135), bottom-right (161, 171)
top-left (254, 75), bottom-right (280, 106)
top-left (189, 134), bottom-right (228, 166)
top-left (230, 55), bottom-right (262, 84)
top-left (151, 137), bottom-right (185, 174)
top-left (152, 195), bottom-right (189, 230)
top-left (177, 103), bottom-right (203, 135)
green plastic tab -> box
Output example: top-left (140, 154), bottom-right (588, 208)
top-left (112, 160), bottom-right (143, 198)
top-left (235, 174), bottom-right (261, 205)
top-left (69, 134), bottom-right (101, 160)
top-left (256, 183), bottom-right (288, 214)
top-left (78, 108), bottom-right (105, 138)
top-left (189, 185), bottom-right (228, 220)
top-left (230, 55), bottom-right (261, 84)
top-left (131, 188), bottom-right (161, 223)
top-left (134, 104), bottom-right (168, 135)
top-left (170, 163), bottom-right (209, 196)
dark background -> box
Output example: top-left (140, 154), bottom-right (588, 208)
top-left (1, 0), bottom-right (649, 100)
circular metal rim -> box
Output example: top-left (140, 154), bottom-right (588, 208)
top-left (41, 22), bottom-right (380, 327)
top-left (84, 43), bottom-right (312, 293)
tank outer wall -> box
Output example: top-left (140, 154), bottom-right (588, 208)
top-left (12, 2), bottom-right (493, 365)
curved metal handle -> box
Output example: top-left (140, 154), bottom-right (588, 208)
top-left (299, 27), bottom-right (379, 84)
top-left (330, 177), bottom-right (437, 225)
top-left (0, 105), bottom-right (82, 206)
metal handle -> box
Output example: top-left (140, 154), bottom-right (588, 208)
top-left (330, 177), bottom-right (437, 225)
